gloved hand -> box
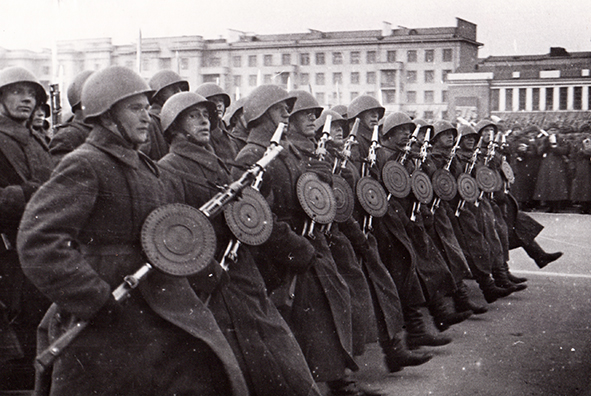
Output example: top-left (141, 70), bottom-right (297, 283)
top-left (339, 165), bottom-right (356, 189)
top-left (307, 160), bottom-right (333, 186)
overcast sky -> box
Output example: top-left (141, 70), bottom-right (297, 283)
top-left (0, 0), bottom-right (589, 57)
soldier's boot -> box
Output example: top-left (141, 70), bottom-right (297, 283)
top-left (382, 335), bottom-right (433, 373)
top-left (477, 275), bottom-right (514, 304)
top-left (522, 240), bottom-right (563, 269)
top-left (492, 261), bottom-right (527, 292)
top-left (403, 304), bottom-right (452, 350)
top-left (327, 377), bottom-right (384, 396)
top-left (427, 295), bottom-right (472, 332)
top-left (453, 280), bottom-right (488, 315)
top-left (507, 272), bottom-right (528, 284)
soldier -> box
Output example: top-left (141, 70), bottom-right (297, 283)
top-left (30, 103), bottom-right (52, 142)
top-left (509, 124), bottom-right (542, 210)
top-left (17, 66), bottom-right (248, 396)
top-left (158, 91), bottom-right (322, 396)
top-left (49, 70), bottom-right (94, 162)
top-left (195, 82), bottom-right (237, 162)
top-left (223, 97), bottom-right (247, 154)
top-left (0, 66), bottom-right (53, 391)
top-left (142, 70), bottom-right (189, 160)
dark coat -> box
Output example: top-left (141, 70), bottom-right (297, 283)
top-left (569, 137), bottom-right (591, 202)
top-left (138, 109), bottom-right (170, 161)
top-left (17, 126), bottom-right (248, 396)
top-left (210, 123), bottom-right (237, 164)
top-left (234, 119), bottom-right (356, 382)
top-left (509, 136), bottom-right (541, 203)
top-left (533, 136), bottom-right (570, 202)
top-left (0, 115), bottom-right (53, 388)
top-left (48, 119), bottom-right (93, 164)
top-left (159, 137), bottom-right (322, 396)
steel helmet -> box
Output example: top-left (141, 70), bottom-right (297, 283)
top-left (195, 83), bottom-right (231, 108)
top-left (0, 66), bottom-right (47, 104)
top-left (160, 92), bottom-right (218, 134)
top-left (474, 119), bottom-right (498, 135)
top-left (149, 70), bottom-right (189, 104)
top-left (347, 95), bottom-right (385, 121)
top-left (330, 104), bottom-right (348, 119)
top-left (243, 84), bottom-right (296, 127)
top-left (67, 70), bottom-right (93, 109)
top-left (382, 112), bottom-right (415, 137)
top-left (413, 117), bottom-right (433, 130)
top-left (314, 109), bottom-right (346, 135)
top-left (81, 66), bottom-right (154, 123)
top-left (432, 120), bottom-right (457, 141)
top-left (289, 90), bottom-right (323, 119)
top-left (223, 97), bottom-right (245, 127)
top-left (458, 124), bottom-right (478, 138)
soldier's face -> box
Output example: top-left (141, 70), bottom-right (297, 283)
top-left (158, 84), bottom-right (183, 104)
top-left (359, 109), bottom-right (380, 130)
top-left (265, 101), bottom-right (290, 127)
top-left (290, 109), bottom-right (317, 138)
top-left (111, 94), bottom-right (151, 145)
top-left (0, 82), bottom-right (37, 122)
top-left (435, 130), bottom-right (455, 148)
top-left (383, 125), bottom-right (411, 149)
top-left (179, 104), bottom-right (211, 145)
top-left (209, 95), bottom-right (226, 120)
top-left (31, 107), bottom-right (46, 128)
top-left (330, 122), bottom-right (344, 144)
top-left (461, 135), bottom-right (476, 150)
top-left (481, 126), bottom-right (495, 143)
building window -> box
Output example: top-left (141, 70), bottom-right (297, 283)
top-left (532, 88), bottom-right (540, 111)
top-left (424, 70), bottom-right (434, 83)
top-left (559, 87), bottom-right (568, 110)
top-left (316, 92), bottom-right (325, 105)
top-left (282, 53), bottom-right (291, 66)
top-left (280, 72), bottom-right (289, 86)
top-left (442, 90), bottom-right (448, 103)
top-left (491, 89), bottom-right (500, 111)
top-left (333, 72), bottom-right (343, 85)
top-left (407, 50), bottom-right (417, 63)
top-left (264, 55), bottom-right (273, 66)
top-left (316, 73), bottom-right (325, 85)
top-left (424, 50), bottom-right (434, 63)
top-left (300, 73), bottom-right (309, 85)
top-left (424, 111), bottom-right (434, 120)
top-left (366, 72), bottom-right (376, 84)
top-left (249, 75), bottom-right (257, 86)
top-left (407, 91), bottom-right (416, 103)
top-left (512, 71), bottom-right (521, 78)
top-left (159, 58), bottom-right (171, 69)
top-left (248, 55), bottom-right (257, 67)
top-left (350, 72), bottom-right (360, 84)
top-left (233, 56), bottom-right (242, 68)
top-left (442, 70), bottom-right (452, 82)
top-left (366, 91), bottom-right (376, 98)
top-left (443, 48), bottom-right (453, 62)
top-left (332, 91), bottom-right (342, 102)
top-left (387, 50), bottom-right (397, 63)
top-left (505, 88), bottom-right (513, 111)
top-left (350, 51), bottom-right (360, 64)
top-left (350, 92), bottom-right (359, 101)
top-left (545, 88), bottom-right (554, 110)
top-left (574, 86), bottom-right (582, 110)
top-left (180, 58), bottom-right (189, 70)
top-left (518, 88), bottom-right (527, 110)
top-left (424, 91), bottom-right (434, 103)
top-left (316, 52), bottom-right (325, 65)
top-left (202, 75), bottom-right (219, 83)
top-left (263, 74), bottom-right (272, 84)
top-left (210, 57), bottom-right (222, 67)
top-left (233, 75), bottom-right (242, 87)
top-left (366, 51), bottom-right (376, 64)
top-left (383, 90), bottom-right (396, 104)
top-left (406, 70), bottom-right (417, 83)
top-left (381, 70), bottom-right (397, 87)
top-left (300, 53), bottom-right (310, 66)
top-left (333, 52), bottom-right (343, 65)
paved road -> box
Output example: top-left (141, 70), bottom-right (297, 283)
top-left (349, 213), bottom-right (591, 396)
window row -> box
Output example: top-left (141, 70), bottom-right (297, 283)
top-left (230, 48), bottom-right (453, 67)
top-left (311, 90), bottom-right (448, 106)
top-left (491, 86), bottom-right (591, 112)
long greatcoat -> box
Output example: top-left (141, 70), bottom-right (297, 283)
top-left (17, 126), bottom-right (247, 396)
top-left (569, 137), bottom-right (591, 203)
top-left (0, 115), bottom-right (53, 389)
top-left (159, 136), bottom-right (322, 396)
top-left (49, 119), bottom-right (93, 164)
top-left (533, 135), bottom-right (570, 202)
top-left (234, 119), bottom-right (356, 382)
top-left (509, 136), bottom-right (541, 204)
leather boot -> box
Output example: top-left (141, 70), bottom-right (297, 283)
top-left (453, 280), bottom-right (488, 315)
top-left (507, 272), bottom-right (527, 284)
top-left (477, 275), bottom-right (514, 303)
top-left (327, 377), bottom-right (384, 396)
top-left (403, 304), bottom-right (452, 350)
top-left (383, 336), bottom-right (433, 373)
top-left (493, 262), bottom-right (527, 292)
top-left (427, 295), bottom-right (472, 332)
top-left (522, 240), bottom-right (563, 269)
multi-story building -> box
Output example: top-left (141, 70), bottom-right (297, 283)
top-left (448, 47), bottom-right (591, 127)
top-left (0, 18), bottom-right (481, 120)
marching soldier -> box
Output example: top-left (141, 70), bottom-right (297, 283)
top-left (17, 66), bottom-right (248, 396)
top-left (0, 66), bottom-right (53, 391)
top-left (49, 70), bottom-right (94, 163)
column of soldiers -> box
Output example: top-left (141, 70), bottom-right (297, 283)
top-left (0, 63), bottom-right (563, 395)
